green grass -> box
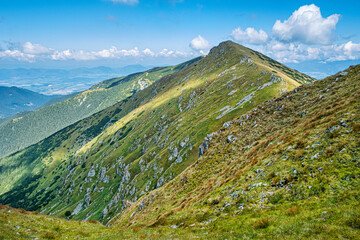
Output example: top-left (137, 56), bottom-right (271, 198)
top-left (0, 42), bottom-right (358, 240)
top-left (0, 41), bottom-right (314, 227)
top-left (0, 59), bottom-right (199, 159)
top-left (111, 64), bottom-right (360, 239)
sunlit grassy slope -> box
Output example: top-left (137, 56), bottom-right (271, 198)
top-left (0, 41), bottom-right (314, 226)
top-left (112, 64), bottom-right (360, 239)
top-left (0, 59), bottom-right (198, 158)
top-left (1, 64), bottom-right (358, 240)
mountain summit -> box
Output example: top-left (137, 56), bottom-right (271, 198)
top-left (0, 41), bottom-right (315, 225)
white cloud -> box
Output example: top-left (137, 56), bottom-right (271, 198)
top-left (0, 49), bottom-right (36, 62)
top-left (110, 0), bottom-right (138, 5)
top-left (189, 35), bottom-right (211, 54)
top-left (23, 42), bottom-right (51, 55)
top-left (0, 41), bottom-right (195, 62)
top-left (252, 40), bottom-right (360, 63)
top-left (143, 48), bottom-right (155, 57)
top-left (272, 4), bottom-right (340, 45)
top-left (231, 27), bottom-right (268, 45)
top-left (325, 41), bottom-right (360, 61)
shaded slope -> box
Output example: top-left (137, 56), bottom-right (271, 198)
top-left (0, 60), bottom-right (197, 158)
top-left (0, 41), bottom-right (313, 224)
top-left (111, 65), bottom-right (360, 239)
top-left (0, 86), bottom-right (55, 118)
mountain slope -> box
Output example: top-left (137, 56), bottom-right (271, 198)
top-left (111, 64), bottom-right (360, 239)
top-left (0, 86), bottom-right (56, 118)
top-left (0, 41), bottom-right (314, 225)
top-left (1, 66), bottom-right (358, 240)
top-left (0, 60), bottom-right (198, 158)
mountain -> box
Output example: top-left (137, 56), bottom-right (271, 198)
top-left (0, 86), bottom-right (57, 118)
top-left (0, 65), bottom-right (150, 95)
top-left (112, 64), bottom-right (360, 239)
top-left (1, 56), bottom-right (358, 240)
top-left (0, 60), bottom-right (198, 158)
top-left (0, 41), bottom-right (314, 226)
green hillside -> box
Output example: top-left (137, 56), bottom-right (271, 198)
top-left (0, 41), bottom-right (314, 226)
top-left (112, 64), bottom-right (360, 239)
top-left (0, 60), bottom-right (198, 158)
top-left (1, 59), bottom-right (358, 240)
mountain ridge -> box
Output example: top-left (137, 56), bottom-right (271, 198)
top-left (0, 59), bottom-right (199, 158)
top-left (0, 41), bottom-right (315, 225)
top-left (0, 64), bottom-right (358, 240)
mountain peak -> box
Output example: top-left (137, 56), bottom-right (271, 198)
top-left (208, 40), bottom-right (243, 55)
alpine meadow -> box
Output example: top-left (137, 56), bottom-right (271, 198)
top-left (0, 1), bottom-right (359, 239)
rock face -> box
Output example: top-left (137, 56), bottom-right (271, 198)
top-left (88, 169), bottom-right (96, 177)
top-left (72, 202), bottom-right (83, 216)
top-left (199, 138), bottom-right (209, 158)
top-left (138, 78), bottom-right (149, 90)
top-left (239, 55), bottom-right (254, 65)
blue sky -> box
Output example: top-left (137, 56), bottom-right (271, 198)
top-left (0, 0), bottom-right (359, 77)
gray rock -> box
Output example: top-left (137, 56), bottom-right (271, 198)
top-left (339, 71), bottom-right (348, 76)
top-left (138, 201), bottom-right (144, 211)
top-left (72, 202), bottom-right (83, 215)
top-left (199, 138), bottom-right (209, 158)
top-left (102, 207), bottom-right (108, 218)
top-left (88, 169), bottom-right (96, 177)
top-left (239, 55), bottom-right (253, 65)
top-left (100, 167), bottom-right (106, 180)
top-left (85, 194), bottom-right (91, 206)
top-left (223, 121), bottom-right (233, 128)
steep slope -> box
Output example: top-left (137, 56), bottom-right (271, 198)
top-left (0, 86), bottom-right (56, 118)
top-left (112, 65), bottom-right (360, 239)
top-left (1, 67), bottom-right (358, 240)
top-left (0, 60), bottom-right (198, 158)
top-left (0, 41), bottom-right (313, 225)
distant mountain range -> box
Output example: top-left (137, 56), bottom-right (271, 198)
top-left (0, 65), bottom-right (150, 95)
top-left (0, 86), bottom-right (57, 118)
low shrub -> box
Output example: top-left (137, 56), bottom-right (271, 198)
top-left (253, 218), bottom-right (269, 229)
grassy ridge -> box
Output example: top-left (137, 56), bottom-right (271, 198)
top-left (112, 64), bottom-right (360, 239)
top-left (0, 60), bottom-right (197, 158)
top-left (0, 41), bottom-right (313, 226)
top-left (1, 65), bottom-right (358, 240)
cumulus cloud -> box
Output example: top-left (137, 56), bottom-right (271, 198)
top-left (23, 42), bottom-right (51, 55)
top-left (326, 41), bottom-right (360, 61)
top-left (231, 27), bottom-right (268, 45)
top-left (0, 49), bottom-right (36, 62)
top-left (110, 0), bottom-right (138, 5)
top-left (189, 35), bottom-right (211, 54)
top-left (252, 40), bottom-right (360, 63)
top-left (143, 48), bottom-right (155, 57)
top-left (0, 41), bottom-right (195, 62)
top-left (272, 4), bottom-right (340, 45)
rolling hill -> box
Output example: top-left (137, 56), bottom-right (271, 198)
top-left (0, 41), bottom-right (314, 226)
top-left (0, 59), bottom-right (199, 158)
